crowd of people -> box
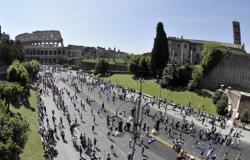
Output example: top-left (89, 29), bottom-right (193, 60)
top-left (35, 66), bottom-right (244, 160)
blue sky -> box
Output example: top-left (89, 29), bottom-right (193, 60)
top-left (1, 0), bottom-right (249, 53)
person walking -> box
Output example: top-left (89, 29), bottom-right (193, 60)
top-left (107, 153), bottom-right (111, 160)
top-left (79, 145), bottom-right (83, 159)
top-left (141, 145), bottom-right (145, 155)
top-left (92, 124), bottom-right (95, 132)
top-left (128, 152), bottom-right (132, 160)
top-left (129, 138), bottom-right (132, 148)
top-left (93, 138), bottom-right (97, 146)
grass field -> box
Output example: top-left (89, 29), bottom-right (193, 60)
top-left (10, 89), bottom-right (44, 160)
top-left (104, 74), bottom-right (217, 115)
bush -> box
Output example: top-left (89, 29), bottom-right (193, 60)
top-left (212, 90), bottom-right (222, 104)
top-left (188, 65), bottom-right (203, 90)
top-left (240, 111), bottom-right (249, 123)
top-left (216, 93), bottom-right (228, 116)
top-left (94, 59), bottom-right (110, 76)
top-left (176, 64), bottom-right (193, 87)
top-left (161, 64), bottom-right (177, 88)
top-left (138, 56), bottom-right (150, 77)
top-left (129, 55), bottom-right (151, 77)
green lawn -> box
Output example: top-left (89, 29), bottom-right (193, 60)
top-left (10, 89), bottom-right (44, 160)
top-left (104, 74), bottom-right (217, 115)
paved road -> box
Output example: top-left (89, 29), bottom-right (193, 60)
top-left (41, 71), bottom-right (177, 160)
top-left (61, 70), bottom-right (250, 160)
top-left (40, 68), bottom-right (250, 160)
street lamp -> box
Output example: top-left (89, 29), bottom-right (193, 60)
top-left (115, 78), bottom-right (167, 159)
top-left (157, 74), bottom-right (162, 109)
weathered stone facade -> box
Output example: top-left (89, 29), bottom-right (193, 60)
top-left (201, 53), bottom-right (250, 92)
top-left (168, 37), bottom-right (244, 65)
top-left (15, 30), bottom-right (83, 64)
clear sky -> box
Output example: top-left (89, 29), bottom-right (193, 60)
top-left (1, 0), bottom-right (249, 53)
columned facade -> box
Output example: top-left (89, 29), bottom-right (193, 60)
top-left (15, 30), bottom-right (83, 64)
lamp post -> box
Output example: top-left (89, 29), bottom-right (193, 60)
top-left (157, 74), bottom-right (162, 109)
top-left (115, 78), bottom-right (167, 159)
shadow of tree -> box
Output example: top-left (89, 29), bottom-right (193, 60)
top-left (24, 102), bottom-right (36, 112)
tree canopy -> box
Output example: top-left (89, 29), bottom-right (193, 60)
top-left (0, 39), bottom-right (25, 65)
top-left (129, 55), bottom-right (150, 77)
top-left (0, 100), bottom-right (29, 160)
top-left (94, 59), bottom-right (110, 76)
top-left (7, 60), bottom-right (29, 86)
top-left (161, 64), bottom-right (193, 88)
top-left (216, 93), bottom-right (228, 116)
top-left (161, 64), bottom-right (177, 88)
top-left (22, 60), bottom-right (41, 80)
top-left (150, 22), bottom-right (170, 76)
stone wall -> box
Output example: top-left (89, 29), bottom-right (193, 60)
top-left (75, 61), bottom-right (128, 72)
top-left (238, 95), bottom-right (250, 117)
top-left (201, 53), bottom-right (250, 92)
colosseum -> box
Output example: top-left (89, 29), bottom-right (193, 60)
top-left (15, 30), bottom-right (83, 64)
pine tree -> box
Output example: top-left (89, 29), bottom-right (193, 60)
top-left (150, 22), bottom-right (170, 76)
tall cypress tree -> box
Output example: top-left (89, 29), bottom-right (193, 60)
top-left (150, 22), bottom-right (170, 76)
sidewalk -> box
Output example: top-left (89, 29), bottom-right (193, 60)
top-left (126, 92), bottom-right (250, 144)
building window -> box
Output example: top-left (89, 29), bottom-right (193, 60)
top-left (45, 51), bottom-right (48, 55)
top-left (41, 51), bottom-right (44, 55)
top-left (62, 50), bottom-right (65, 56)
top-left (184, 44), bottom-right (187, 48)
top-left (53, 51), bottom-right (57, 55)
top-left (49, 51), bottom-right (52, 55)
top-left (58, 50), bottom-right (61, 55)
top-left (193, 47), bottom-right (196, 52)
top-left (37, 50), bottom-right (40, 55)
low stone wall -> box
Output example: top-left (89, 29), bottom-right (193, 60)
top-left (79, 61), bottom-right (128, 72)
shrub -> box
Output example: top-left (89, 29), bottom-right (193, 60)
top-left (240, 111), bottom-right (249, 123)
top-left (94, 59), bottom-right (110, 76)
top-left (212, 90), bottom-right (223, 104)
top-left (216, 93), bottom-right (228, 116)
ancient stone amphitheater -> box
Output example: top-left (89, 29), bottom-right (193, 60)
top-left (16, 30), bottom-right (82, 64)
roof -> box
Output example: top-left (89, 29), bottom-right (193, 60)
top-left (186, 39), bottom-right (243, 49)
top-left (168, 36), bottom-right (244, 50)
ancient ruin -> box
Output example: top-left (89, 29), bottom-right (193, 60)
top-left (15, 30), bottom-right (82, 64)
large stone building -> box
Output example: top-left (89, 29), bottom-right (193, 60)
top-left (15, 30), bottom-right (83, 64)
top-left (15, 30), bottom-right (128, 64)
top-left (168, 21), bottom-right (245, 65)
top-left (0, 25), bottom-right (10, 40)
